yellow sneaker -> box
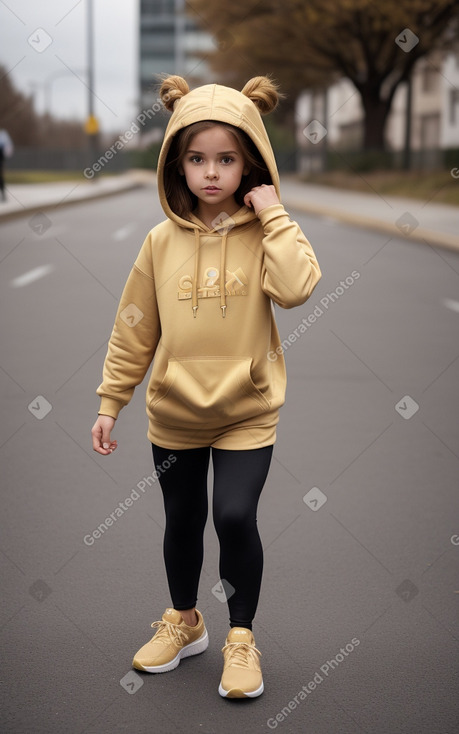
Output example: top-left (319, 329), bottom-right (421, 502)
top-left (218, 627), bottom-right (263, 698)
top-left (132, 608), bottom-right (208, 673)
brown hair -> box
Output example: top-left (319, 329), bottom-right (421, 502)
top-left (158, 74), bottom-right (282, 219)
top-left (163, 121), bottom-right (272, 219)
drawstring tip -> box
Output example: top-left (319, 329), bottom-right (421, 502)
top-left (221, 305), bottom-right (227, 318)
top-left (192, 306), bottom-right (198, 318)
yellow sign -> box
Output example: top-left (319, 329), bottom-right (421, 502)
top-left (84, 115), bottom-right (99, 135)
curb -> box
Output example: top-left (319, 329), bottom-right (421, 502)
top-left (0, 177), bottom-right (149, 224)
top-left (281, 196), bottom-right (459, 253)
top-left (1, 173), bottom-right (457, 253)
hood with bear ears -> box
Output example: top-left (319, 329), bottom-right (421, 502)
top-left (156, 78), bottom-right (281, 228)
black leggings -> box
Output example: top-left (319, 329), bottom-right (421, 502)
top-left (151, 442), bottom-right (273, 630)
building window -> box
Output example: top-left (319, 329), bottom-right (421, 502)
top-left (420, 114), bottom-right (440, 148)
top-left (421, 63), bottom-right (438, 93)
top-left (450, 89), bottom-right (459, 125)
top-left (141, 0), bottom-right (174, 14)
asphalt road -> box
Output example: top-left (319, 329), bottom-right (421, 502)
top-left (1, 183), bottom-right (458, 734)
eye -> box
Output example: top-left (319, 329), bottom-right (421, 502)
top-left (189, 155), bottom-right (202, 164)
top-left (221, 156), bottom-right (234, 165)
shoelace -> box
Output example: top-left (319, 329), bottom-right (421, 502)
top-left (150, 619), bottom-right (188, 646)
top-left (221, 641), bottom-right (262, 669)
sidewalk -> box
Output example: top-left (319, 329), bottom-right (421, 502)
top-left (0, 169), bottom-right (154, 223)
top-left (280, 174), bottom-right (459, 252)
top-left (1, 169), bottom-right (458, 252)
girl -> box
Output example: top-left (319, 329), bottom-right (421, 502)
top-left (91, 75), bottom-right (321, 699)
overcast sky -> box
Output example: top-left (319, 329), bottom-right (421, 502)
top-left (0, 0), bottom-right (139, 134)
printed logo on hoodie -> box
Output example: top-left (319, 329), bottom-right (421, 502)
top-left (178, 266), bottom-right (248, 300)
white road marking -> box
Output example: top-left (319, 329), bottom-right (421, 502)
top-left (443, 298), bottom-right (459, 313)
top-left (10, 264), bottom-right (54, 287)
top-left (112, 223), bottom-right (137, 241)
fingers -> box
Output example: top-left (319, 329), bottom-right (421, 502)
top-left (244, 184), bottom-right (279, 215)
top-left (243, 191), bottom-right (253, 208)
top-left (93, 437), bottom-right (118, 455)
top-left (101, 439), bottom-right (118, 455)
top-left (250, 185), bottom-right (275, 193)
top-left (91, 418), bottom-right (118, 455)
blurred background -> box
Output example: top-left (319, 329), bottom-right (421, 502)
top-left (1, 5), bottom-right (459, 732)
top-left (1, 0), bottom-right (458, 202)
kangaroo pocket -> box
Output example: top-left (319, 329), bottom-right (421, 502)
top-left (149, 356), bottom-right (271, 428)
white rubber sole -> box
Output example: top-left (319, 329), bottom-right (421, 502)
top-left (132, 628), bottom-right (209, 673)
top-left (218, 679), bottom-right (264, 698)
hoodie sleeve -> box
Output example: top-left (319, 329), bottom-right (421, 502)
top-left (96, 233), bottom-right (160, 419)
top-left (258, 204), bottom-right (322, 308)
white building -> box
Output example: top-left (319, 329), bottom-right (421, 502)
top-left (296, 49), bottom-right (459, 171)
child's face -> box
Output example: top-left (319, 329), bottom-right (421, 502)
top-left (180, 126), bottom-right (249, 215)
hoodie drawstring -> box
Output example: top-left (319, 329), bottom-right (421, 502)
top-left (220, 230), bottom-right (228, 318)
top-left (192, 225), bottom-right (228, 318)
top-left (192, 228), bottom-right (200, 318)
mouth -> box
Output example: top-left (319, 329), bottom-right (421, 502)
top-left (202, 186), bottom-right (221, 191)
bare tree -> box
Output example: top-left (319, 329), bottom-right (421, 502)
top-left (187, 0), bottom-right (459, 149)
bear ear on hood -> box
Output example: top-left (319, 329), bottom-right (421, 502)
top-left (241, 76), bottom-right (281, 114)
top-left (159, 75), bottom-right (190, 112)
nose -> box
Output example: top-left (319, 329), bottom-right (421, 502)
top-left (205, 162), bottom-right (218, 179)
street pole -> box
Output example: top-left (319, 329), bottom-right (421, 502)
top-left (322, 87), bottom-right (329, 172)
top-left (175, 0), bottom-right (185, 75)
top-left (402, 75), bottom-right (412, 171)
top-left (86, 0), bottom-right (98, 175)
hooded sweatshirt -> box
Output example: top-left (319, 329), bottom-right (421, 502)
top-left (96, 81), bottom-right (322, 449)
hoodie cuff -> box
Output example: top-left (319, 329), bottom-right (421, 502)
top-left (98, 397), bottom-right (123, 420)
top-left (257, 203), bottom-right (289, 227)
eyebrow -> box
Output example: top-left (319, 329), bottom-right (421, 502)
top-left (186, 149), bottom-right (239, 155)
